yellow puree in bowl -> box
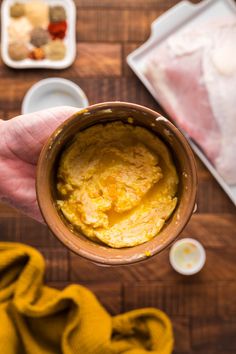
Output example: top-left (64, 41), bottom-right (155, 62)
top-left (56, 122), bottom-right (178, 248)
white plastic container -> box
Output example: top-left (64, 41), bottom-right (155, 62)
top-left (1, 0), bottom-right (76, 69)
top-left (127, 0), bottom-right (236, 205)
top-left (169, 238), bottom-right (206, 275)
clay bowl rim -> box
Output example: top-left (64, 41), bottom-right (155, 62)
top-left (36, 101), bottom-right (197, 265)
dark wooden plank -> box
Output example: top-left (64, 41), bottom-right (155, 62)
top-left (196, 178), bottom-right (235, 213)
top-left (123, 283), bottom-right (218, 317)
top-left (197, 248), bottom-right (236, 281)
top-left (47, 281), bottom-right (122, 315)
top-left (172, 317), bottom-right (191, 353)
top-left (76, 9), bottom-right (160, 42)
top-left (123, 281), bottom-right (236, 319)
top-left (0, 78), bottom-right (33, 111)
top-left (76, 0), bottom-right (181, 9)
top-left (76, 0), bottom-right (201, 9)
top-left (40, 248), bottom-right (69, 282)
top-left (0, 214), bottom-right (21, 242)
top-left (5, 110), bottom-right (21, 120)
top-left (218, 282), bottom-right (236, 318)
top-left (133, 246), bottom-right (236, 282)
top-left (191, 318), bottom-right (236, 352)
top-left (195, 157), bottom-right (211, 180)
top-left (70, 250), bottom-right (163, 282)
top-left (73, 43), bottom-right (121, 77)
top-left (69, 251), bottom-right (121, 282)
top-left (181, 214), bottom-right (236, 247)
top-left (123, 42), bottom-right (142, 77)
top-left (0, 111), bottom-right (6, 120)
top-left (0, 202), bottom-right (20, 216)
top-left (0, 216), bottom-right (61, 247)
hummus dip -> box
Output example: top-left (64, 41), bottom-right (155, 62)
top-left (56, 121), bottom-right (178, 248)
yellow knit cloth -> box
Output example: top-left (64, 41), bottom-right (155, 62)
top-left (0, 242), bottom-right (173, 354)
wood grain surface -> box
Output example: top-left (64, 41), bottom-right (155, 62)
top-left (0, 1), bottom-right (236, 353)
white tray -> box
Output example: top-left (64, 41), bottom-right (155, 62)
top-left (127, 0), bottom-right (236, 206)
top-left (1, 0), bottom-right (76, 69)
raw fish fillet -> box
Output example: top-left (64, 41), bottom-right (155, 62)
top-left (144, 20), bottom-right (236, 184)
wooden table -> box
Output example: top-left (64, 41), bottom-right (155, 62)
top-left (1, 1), bottom-right (236, 353)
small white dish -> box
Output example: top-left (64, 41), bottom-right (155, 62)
top-left (1, 0), bottom-right (76, 69)
top-left (22, 78), bottom-right (89, 114)
top-left (169, 238), bottom-right (206, 275)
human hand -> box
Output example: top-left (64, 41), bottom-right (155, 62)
top-left (0, 106), bottom-right (78, 222)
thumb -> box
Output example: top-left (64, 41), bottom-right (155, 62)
top-left (3, 106), bottom-right (80, 164)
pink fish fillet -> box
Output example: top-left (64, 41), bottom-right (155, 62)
top-left (144, 20), bottom-right (236, 184)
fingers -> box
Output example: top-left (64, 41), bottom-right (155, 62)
top-left (1, 107), bottom-right (80, 222)
top-left (9, 106), bottom-right (79, 140)
top-left (19, 105), bottom-right (79, 145)
top-left (3, 106), bottom-right (79, 164)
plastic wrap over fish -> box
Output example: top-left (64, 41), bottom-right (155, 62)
top-left (143, 19), bottom-right (236, 185)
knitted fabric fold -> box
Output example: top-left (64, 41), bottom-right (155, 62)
top-left (0, 242), bottom-right (173, 354)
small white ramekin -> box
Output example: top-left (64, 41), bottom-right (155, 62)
top-left (22, 78), bottom-right (89, 114)
top-left (169, 238), bottom-right (206, 275)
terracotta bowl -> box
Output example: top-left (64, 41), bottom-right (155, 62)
top-left (36, 102), bottom-right (197, 265)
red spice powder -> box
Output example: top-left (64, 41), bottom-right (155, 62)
top-left (48, 21), bottom-right (67, 39)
